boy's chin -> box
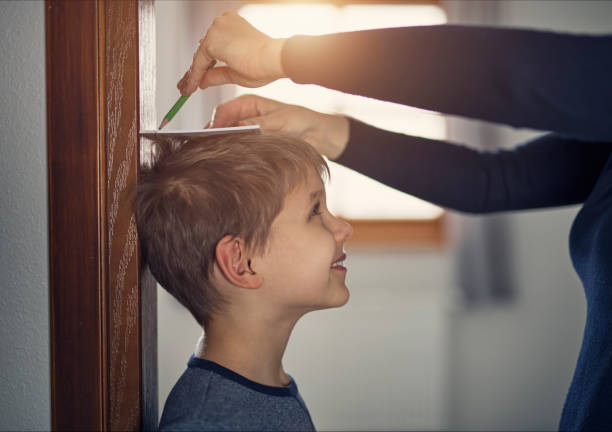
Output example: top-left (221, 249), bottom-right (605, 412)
top-left (319, 285), bottom-right (351, 310)
top-left (296, 285), bottom-right (350, 315)
top-left (334, 285), bottom-right (350, 307)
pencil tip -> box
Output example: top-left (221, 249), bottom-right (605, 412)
top-left (159, 118), bottom-right (169, 130)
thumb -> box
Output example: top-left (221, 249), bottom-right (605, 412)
top-left (199, 66), bottom-right (237, 89)
top-left (198, 66), bottom-right (256, 90)
top-left (238, 114), bottom-right (285, 132)
top-left (200, 66), bottom-right (273, 90)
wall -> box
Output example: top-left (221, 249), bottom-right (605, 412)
top-left (0, 1), bottom-right (50, 430)
top-left (445, 1), bottom-right (612, 430)
top-left (155, 0), bottom-right (237, 131)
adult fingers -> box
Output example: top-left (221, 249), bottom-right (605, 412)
top-left (179, 40), bottom-right (216, 96)
top-left (238, 106), bottom-right (313, 136)
top-left (198, 67), bottom-right (243, 90)
top-left (199, 66), bottom-right (273, 91)
top-left (237, 113), bottom-right (285, 132)
top-left (212, 95), bottom-right (279, 127)
top-left (177, 70), bottom-right (190, 92)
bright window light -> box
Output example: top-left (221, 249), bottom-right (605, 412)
top-left (234, 3), bottom-right (447, 220)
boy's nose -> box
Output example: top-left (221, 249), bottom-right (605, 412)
top-left (331, 216), bottom-right (353, 243)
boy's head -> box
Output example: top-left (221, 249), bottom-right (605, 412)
top-left (134, 132), bottom-right (352, 328)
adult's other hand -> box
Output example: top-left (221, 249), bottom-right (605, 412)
top-left (210, 95), bottom-right (349, 160)
top-left (178, 11), bottom-right (287, 96)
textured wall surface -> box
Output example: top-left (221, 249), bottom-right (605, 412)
top-left (0, 1), bottom-right (50, 430)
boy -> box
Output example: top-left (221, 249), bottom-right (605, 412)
top-left (134, 132), bottom-right (352, 431)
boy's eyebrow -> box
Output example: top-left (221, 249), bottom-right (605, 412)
top-left (309, 189), bottom-right (323, 202)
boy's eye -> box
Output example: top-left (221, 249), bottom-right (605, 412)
top-left (310, 202), bottom-right (322, 218)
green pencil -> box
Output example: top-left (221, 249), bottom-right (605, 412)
top-left (159, 94), bottom-right (190, 129)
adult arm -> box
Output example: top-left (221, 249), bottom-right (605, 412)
top-left (283, 26), bottom-right (612, 141)
top-left (209, 95), bottom-right (611, 213)
top-left (338, 119), bottom-right (612, 213)
top-left (183, 15), bottom-right (612, 140)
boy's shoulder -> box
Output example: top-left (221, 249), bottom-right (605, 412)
top-left (158, 356), bottom-right (315, 432)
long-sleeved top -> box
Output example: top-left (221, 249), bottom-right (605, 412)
top-left (282, 25), bottom-right (612, 430)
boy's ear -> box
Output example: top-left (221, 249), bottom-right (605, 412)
top-left (215, 235), bottom-right (263, 289)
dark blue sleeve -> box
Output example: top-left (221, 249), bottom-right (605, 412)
top-left (336, 119), bottom-right (612, 213)
top-left (282, 26), bottom-right (612, 141)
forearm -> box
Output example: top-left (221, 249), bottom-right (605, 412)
top-left (336, 119), bottom-right (611, 213)
top-left (282, 26), bottom-right (612, 141)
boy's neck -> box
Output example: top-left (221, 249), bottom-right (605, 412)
top-left (195, 311), bottom-right (299, 387)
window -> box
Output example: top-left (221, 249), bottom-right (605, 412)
top-left (224, 2), bottom-right (448, 246)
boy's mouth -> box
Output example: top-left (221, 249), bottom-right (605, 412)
top-left (331, 253), bottom-right (347, 272)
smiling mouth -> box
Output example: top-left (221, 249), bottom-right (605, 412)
top-left (331, 253), bottom-right (347, 272)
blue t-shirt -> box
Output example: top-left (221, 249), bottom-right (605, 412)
top-left (159, 356), bottom-right (315, 431)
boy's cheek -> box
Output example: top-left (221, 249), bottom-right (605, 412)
top-left (267, 229), bottom-right (336, 274)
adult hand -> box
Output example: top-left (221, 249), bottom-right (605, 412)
top-left (178, 11), bottom-right (287, 96)
top-left (210, 94), bottom-right (350, 160)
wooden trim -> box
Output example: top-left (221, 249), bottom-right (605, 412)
top-left (138, 1), bottom-right (158, 430)
top-left (47, 0), bottom-right (151, 430)
top-left (47, 1), bottom-right (103, 429)
top-left (345, 216), bottom-right (446, 248)
top-left (103, 1), bottom-right (141, 430)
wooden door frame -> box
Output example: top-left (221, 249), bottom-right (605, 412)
top-left (47, 0), bottom-right (157, 429)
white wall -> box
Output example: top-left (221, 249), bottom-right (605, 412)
top-left (0, 1), bottom-right (50, 430)
top-left (155, 0), bottom-right (239, 131)
top-left (284, 250), bottom-right (451, 431)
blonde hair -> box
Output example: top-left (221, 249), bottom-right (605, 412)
top-left (134, 132), bottom-right (329, 327)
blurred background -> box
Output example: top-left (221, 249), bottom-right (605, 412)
top-left (155, 1), bottom-right (612, 430)
top-left (1, 0), bottom-right (611, 431)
